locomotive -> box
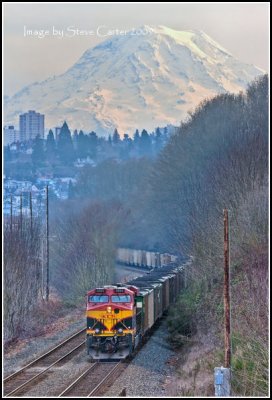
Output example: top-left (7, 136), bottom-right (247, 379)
top-left (86, 285), bottom-right (139, 359)
top-left (86, 263), bottom-right (185, 359)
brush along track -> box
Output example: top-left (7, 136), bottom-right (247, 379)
top-left (59, 361), bottom-right (125, 397)
top-left (4, 328), bottom-right (86, 397)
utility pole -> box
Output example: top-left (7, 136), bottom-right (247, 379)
top-left (41, 236), bottom-right (45, 299)
top-left (29, 192), bottom-right (33, 233)
top-left (214, 209), bottom-right (231, 396)
top-left (10, 195), bottom-right (13, 232)
top-left (223, 209), bottom-right (231, 369)
top-left (20, 192), bottom-right (23, 232)
top-left (45, 185), bottom-right (49, 301)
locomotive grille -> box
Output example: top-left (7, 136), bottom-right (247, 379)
top-left (113, 317), bottom-right (133, 330)
top-left (87, 317), bottom-right (106, 330)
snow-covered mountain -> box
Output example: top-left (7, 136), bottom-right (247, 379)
top-left (5, 25), bottom-right (264, 135)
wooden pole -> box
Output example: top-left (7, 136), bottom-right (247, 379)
top-left (10, 195), bottom-right (13, 232)
top-left (30, 192), bottom-right (33, 233)
top-left (223, 209), bottom-right (231, 368)
top-left (20, 192), bottom-right (23, 232)
top-left (45, 185), bottom-right (49, 301)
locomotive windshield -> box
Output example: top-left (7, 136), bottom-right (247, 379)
top-left (89, 295), bottom-right (109, 303)
top-left (111, 295), bottom-right (131, 302)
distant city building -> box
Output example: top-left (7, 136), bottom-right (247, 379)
top-left (19, 110), bottom-right (44, 141)
top-left (4, 125), bottom-right (19, 146)
top-left (54, 127), bottom-right (61, 140)
top-left (166, 124), bottom-right (179, 136)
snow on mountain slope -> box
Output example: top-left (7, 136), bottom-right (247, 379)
top-left (4, 25), bottom-right (264, 135)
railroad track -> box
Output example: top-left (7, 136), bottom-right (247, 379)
top-left (4, 328), bottom-right (86, 397)
top-left (58, 361), bottom-right (123, 397)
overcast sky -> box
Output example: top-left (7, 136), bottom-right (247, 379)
top-left (3, 2), bottom-right (269, 96)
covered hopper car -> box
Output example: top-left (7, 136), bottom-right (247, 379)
top-left (117, 248), bottom-right (178, 269)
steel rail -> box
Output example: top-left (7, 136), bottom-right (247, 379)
top-left (58, 363), bottom-right (98, 397)
top-left (88, 362), bottom-right (122, 397)
top-left (4, 328), bottom-right (86, 397)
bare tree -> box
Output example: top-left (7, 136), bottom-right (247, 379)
top-left (51, 201), bottom-right (124, 304)
top-left (4, 217), bottom-right (42, 340)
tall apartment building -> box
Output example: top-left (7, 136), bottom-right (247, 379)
top-left (19, 110), bottom-right (44, 142)
top-left (4, 125), bottom-right (19, 145)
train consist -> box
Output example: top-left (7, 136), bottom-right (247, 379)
top-left (117, 248), bottom-right (178, 269)
top-left (86, 263), bottom-right (185, 359)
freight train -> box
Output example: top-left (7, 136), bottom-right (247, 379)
top-left (117, 248), bottom-right (178, 269)
top-left (86, 263), bottom-right (185, 359)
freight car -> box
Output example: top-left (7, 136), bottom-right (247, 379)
top-left (117, 248), bottom-right (178, 269)
top-left (86, 264), bottom-right (185, 359)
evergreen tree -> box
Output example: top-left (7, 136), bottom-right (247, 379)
top-left (58, 121), bottom-right (75, 164)
top-left (120, 134), bottom-right (132, 160)
top-left (32, 135), bottom-right (45, 166)
top-left (46, 129), bottom-right (56, 160)
top-left (123, 133), bottom-right (130, 143)
top-left (73, 129), bottom-right (79, 150)
top-left (88, 131), bottom-right (98, 160)
top-left (140, 129), bottom-right (152, 157)
top-left (133, 129), bottom-right (140, 144)
top-left (154, 127), bottom-right (163, 154)
top-left (77, 130), bottom-right (88, 159)
top-left (112, 128), bottom-right (121, 145)
top-left (132, 129), bottom-right (140, 156)
top-left (155, 127), bottom-right (161, 138)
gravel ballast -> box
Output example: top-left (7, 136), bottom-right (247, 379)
top-left (105, 318), bottom-right (176, 397)
top-left (14, 349), bottom-right (92, 397)
top-left (4, 310), bottom-right (85, 377)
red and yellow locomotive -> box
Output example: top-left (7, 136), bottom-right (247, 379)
top-left (86, 285), bottom-right (139, 359)
top-left (86, 261), bottom-right (186, 360)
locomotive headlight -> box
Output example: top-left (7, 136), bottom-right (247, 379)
top-left (118, 328), bottom-right (123, 333)
top-left (95, 328), bottom-right (100, 334)
top-left (107, 306), bottom-right (112, 313)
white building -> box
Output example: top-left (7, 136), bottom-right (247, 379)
top-left (19, 110), bottom-right (44, 141)
top-left (4, 125), bottom-right (19, 146)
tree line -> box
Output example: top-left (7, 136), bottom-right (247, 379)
top-left (142, 75), bottom-right (268, 396)
top-left (4, 124), bottom-right (171, 169)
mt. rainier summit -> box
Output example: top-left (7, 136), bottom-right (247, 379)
top-left (5, 25), bottom-right (264, 135)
